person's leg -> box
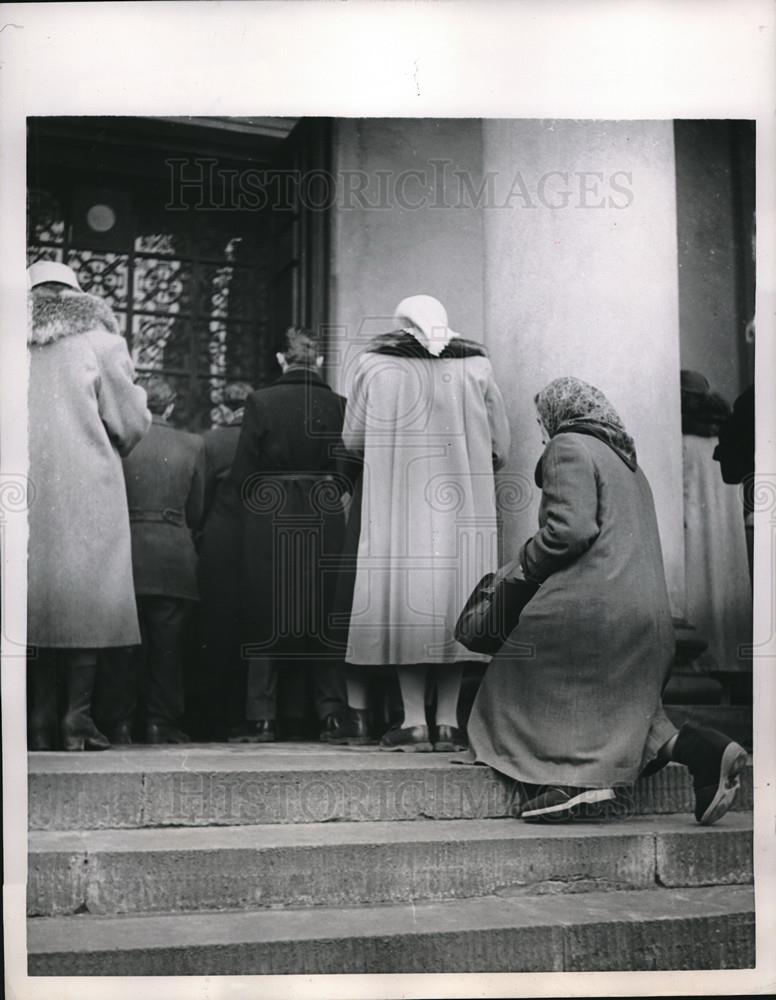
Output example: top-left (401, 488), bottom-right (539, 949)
top-left (61, 649), bottom-right (109, 752)
top-left (434, 663), bottom-right (463, 728)
top-left (245, 656), bottom-right (278, 741)
top-left (278, 659), bottom-right (308, 740)
top-left (144, 597), bottom-right (190, 743)
top-left (639, 705), bottom-right (747, 825)
top-left (638, 706), bottom-right (679, 777)
top-left (94, 647), bottom-right (137, 744)
top-left (312, 659), bottom-right (348, 723)
top-left (395, 665), bottom-right (427, 728)
top-left (379, 665), bottom-right (433, 752)
top-left (28, 651), bottom-right (58, 750)
top-left (322, 668), bottom-right (375, 745)
top-left (432, 663), bottom-right (468, 751)
top-left (346, 671), bottom-right (369, 710)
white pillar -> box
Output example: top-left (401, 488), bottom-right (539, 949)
top-left (482, 120), bottom-right (685, 614)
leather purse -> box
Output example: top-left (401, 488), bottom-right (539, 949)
top-left (454, 572), bottom-right (539, 656)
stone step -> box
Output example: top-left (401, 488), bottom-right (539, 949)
top-left (27, 884), bottom-right (755, 974)
top-left (28, 813), bottom-right (752, 917)
top-left (27, 745), bottom-right (754, 830)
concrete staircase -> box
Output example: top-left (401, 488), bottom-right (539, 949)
top-left (27, 745), bottom-right (755, 974)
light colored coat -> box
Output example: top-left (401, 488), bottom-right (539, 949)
top-left (27, 289), bottom-right (151, 648)
top-left (468, 432), bottom-right (675, 788)
top-left (342, 334), bottom-right (510, 666)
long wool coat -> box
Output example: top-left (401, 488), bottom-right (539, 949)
top-left (122, 418), bottom-right (206, 601)
top-left (199, 368), bottom-right (350, 660)
top-left (683, 434), bottom-right (752, 671)
top-left (27, 289), bottom-right (151, 648)
top-left (342, 332), bottom-right (511, 666)
top-left (467, 432), bottom-right (675, 788)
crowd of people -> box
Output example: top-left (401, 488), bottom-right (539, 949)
top-left (26, 261), bottom-right (750, 825)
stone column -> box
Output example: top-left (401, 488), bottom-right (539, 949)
top-left (482, 119), bottom-right (686, 614)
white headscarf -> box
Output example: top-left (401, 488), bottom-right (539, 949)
top-left (394, 294), bottom-right (459, 357)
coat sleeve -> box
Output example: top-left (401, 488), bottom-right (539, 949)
top-left (96, 335), bottom-right (151, 457)
top-left (484, 363), bottom-right (511, 471)
top-left (520, 435), bottom-right (600, 584)
top-left (186, 437), bottom-right (206, 533)
top-left (228, 396), bottom-right (267, 500)
top-left (341, 357), bottom-right (368, 456)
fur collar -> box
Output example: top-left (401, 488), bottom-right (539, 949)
top-left (366, 330), bottom-right (488, 359)
top-left (29, 288), bottom-right (120, 345)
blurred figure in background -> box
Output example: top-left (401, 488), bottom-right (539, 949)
top-left (715, 381), bottom-right (755, 588)
top-left (201, 381), bottom-right (253, 521)
top-left (196, 381), bottom-right (253, 737)
top-left (26, 261), bottom-right (150, 751)
top-left (681, 370), bottom-right (752, 673)
top-left (102, 376), bottom-right (205, 744)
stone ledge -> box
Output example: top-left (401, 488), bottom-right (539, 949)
top-left (27, 884), bottom-right (755, 974)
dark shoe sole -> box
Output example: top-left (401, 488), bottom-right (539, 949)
top-left (433, 741), bottom-right (468, 753)
top-left (328, 736), bottom-right (379, 746)
top-left (63, 736), bottom-right (110, 752)
top-left (698, 742), bottom-right (748, 825)
top-left (378, 741), bottom-right (433, 753)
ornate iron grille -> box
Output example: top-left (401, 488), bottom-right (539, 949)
top-left (28, 186), bottom-right (271, 429)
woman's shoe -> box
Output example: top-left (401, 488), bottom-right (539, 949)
top-left (379, 724), bottom-right (433, 753)
top-left (433, 724), bottom-right (468, 752)
top-left (671, 722), bottom-right (748, 825)
top-left (520, 786), bottom-right (616, 822)
top-left (328, 708), bottom-right (377, 746)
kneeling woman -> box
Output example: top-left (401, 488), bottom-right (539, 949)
top-left (467, 377), bottom-right (746, 824)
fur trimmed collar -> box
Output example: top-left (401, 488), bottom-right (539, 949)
top-left (29, 288), bottom-right (120, 345)
top-left (366, 330), bottom-right (488, 360)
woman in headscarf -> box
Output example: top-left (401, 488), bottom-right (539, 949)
top-left (467, 376), bottom-right (747, 824)
top-left (335, 295), bottom-right (510, 751)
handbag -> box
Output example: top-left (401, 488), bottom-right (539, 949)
top-left (454, 572), bottom-right (539, 656)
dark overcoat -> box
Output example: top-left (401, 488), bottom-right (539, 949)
top-left (201, 422), bottom-right (242, 522)
top-left (27, 288), bottom-right (151, 648)
top-left (467, 432), bottom-right (675, 789)
top-left (200, 368), bottom-right (349, 659)
top-left (122, 419), bottom-right (205, 601)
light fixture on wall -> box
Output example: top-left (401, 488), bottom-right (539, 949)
top-left (71, 187), bottom-right (132, 249)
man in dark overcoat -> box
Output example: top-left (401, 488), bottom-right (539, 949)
top-left (213, 327), bottom-right (350, 741)
top-left (105, 377), bottom-right (205, 743)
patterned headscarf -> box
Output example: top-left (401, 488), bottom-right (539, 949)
top-left (535, 376), bottom-right (637, 469)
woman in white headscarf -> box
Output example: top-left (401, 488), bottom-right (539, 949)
top-left (334, 295), bottom-right (510, 751)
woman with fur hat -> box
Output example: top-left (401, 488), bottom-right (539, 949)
top-left (26, 261), bottom-right (151, 751)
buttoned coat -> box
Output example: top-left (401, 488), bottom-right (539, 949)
top-left (122, 418), bottom-right (206, 601)
top-left (27, 289), bottom-right (151, 648)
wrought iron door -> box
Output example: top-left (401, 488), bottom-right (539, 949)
top-left (27, 182), bottom-right (272, 430)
